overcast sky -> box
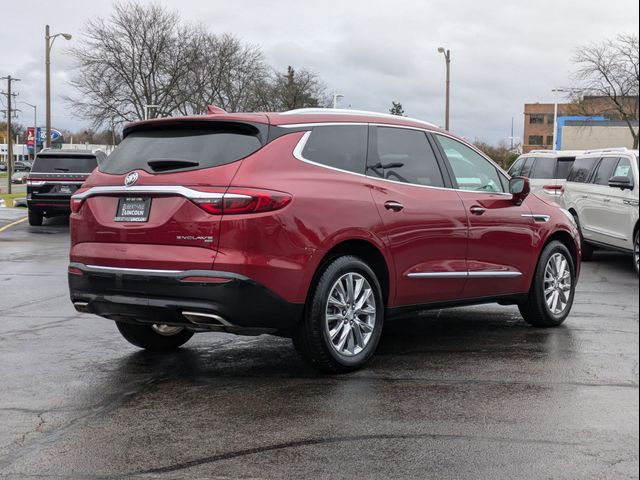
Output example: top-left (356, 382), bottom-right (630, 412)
top-left (1, 0), bottom-right (638, 144)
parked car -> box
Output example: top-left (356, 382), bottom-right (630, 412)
top-left (11, 171), bottom-right (29, 184)
top-left (68, 109), bottom-right (581, 372)
top-left (0, 162), bottom-right (7, 172)
top-left (27, 149), bottom-right (105, 226)
top-left (561, 148), bottom-right (639, 275)
top-left (508, 150), bottom-right (582, 204)
top-left (14, 160), bottom-right (33, 172)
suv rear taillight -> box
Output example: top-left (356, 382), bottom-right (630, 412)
top-left (543, 184), bottom-right (563, 195)
top-left (193, 189), bottom-right (292, 215)
top-left (71, 188), bottom-right (89, 213)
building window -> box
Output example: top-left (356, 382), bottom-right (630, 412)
top-left (547, 115), bottom-right (555, 124)
top-left (529, 115), bottom-right (545, 124)
top-left (546, 136), bottom-right (554, 146)
top-left (528, 135), bottom-right (544, 146)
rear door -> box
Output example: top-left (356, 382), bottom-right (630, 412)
top-left (72, 121), bottom-right (267, 270)
top-left (581, 156), bottom-right (619, 245)
top-left (433, 133), bottom-right (536, 298)
top-left (598, 156), bottom-right (637, 249)
top-left (366, 126), bottom-right (468, 306)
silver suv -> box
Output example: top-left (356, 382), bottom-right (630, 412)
top-left (508, 150), bottom-right (582, 204)
top-left (561, 148), bottom-right (639, 275)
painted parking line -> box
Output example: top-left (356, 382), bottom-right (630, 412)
top-left (0, 217), bottom-right (28, 233)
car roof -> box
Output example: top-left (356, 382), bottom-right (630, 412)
top-left (123, 108), bottom-right (452, 138)
top-left (521, 150), bottom-right (584, 158)
top-left (576, 147), bottom-right (639, 158)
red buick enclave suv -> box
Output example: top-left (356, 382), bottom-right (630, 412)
top-left (69, 109), bottom-right (581, 372)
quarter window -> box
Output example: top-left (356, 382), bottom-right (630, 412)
top-left (367, 127), bottom-right (444, 187)
top-left (301, 125), bottom-right (368, 174)
top-left (435, 135), bottom-right (504, 193)
top-left (592, 157), bottom-right (619, 186)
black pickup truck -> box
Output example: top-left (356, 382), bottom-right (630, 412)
top-left (27, 149), bottom-right (106, 226)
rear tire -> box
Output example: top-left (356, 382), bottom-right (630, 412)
top-left (116, 322), bottom-right (194, 351)
top-left (28, 209), bottom-right (43, 226)
top-left (293, 255), bottom-right (384, 373)
top-left (519, 240), bottom-right (576, 327)
top-left (571, 213), bottom-right (593, 261)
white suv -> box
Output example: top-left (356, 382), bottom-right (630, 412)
top-left (508, 150), bottom-right (582, 204)
top-left (561, 148), bottom-right (639, 275)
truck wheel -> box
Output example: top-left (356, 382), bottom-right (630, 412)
top-left (28, 209), bottom-right (43, 226)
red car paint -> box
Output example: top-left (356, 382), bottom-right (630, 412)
top-left (70, 111), bottom-right (580, 313)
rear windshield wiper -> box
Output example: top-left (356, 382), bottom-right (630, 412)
top-left (146, 159), bottom-right (200, 172)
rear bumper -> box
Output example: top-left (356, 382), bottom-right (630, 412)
top-left (68, 263), bottom-right (303, 334)
top-left (27, 196), bottom-right (71, 214)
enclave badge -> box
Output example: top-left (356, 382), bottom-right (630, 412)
top-left (124, 172), bottom-right (139, 187)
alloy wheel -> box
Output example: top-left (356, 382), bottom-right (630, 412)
top-left (543, 253), bottom-right (572, 315)
top-left (325, 272), bottom-right (376, 356)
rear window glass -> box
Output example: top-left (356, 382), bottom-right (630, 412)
top-left (531, 158), bottom-right (555, 179)
top-left (32, 154), bottom-right (97, 173)
top-left (555, 158), bottom-right (575, 179)
top-left (301, 125), bottom-right (367, 174)
top-left (102, 125), bottom-right (262, 174)
top-left (567, 157), bottom-right (599, 183)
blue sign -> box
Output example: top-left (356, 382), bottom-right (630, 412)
top-left (36, 127), bottom-right (62, 144)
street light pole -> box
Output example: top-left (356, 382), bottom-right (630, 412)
top-left (45, 25), bottom-right (72, 149)
top-left (438, 47), bottom-right (451, 131)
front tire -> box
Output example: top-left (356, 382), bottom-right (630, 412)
top-left (293, 255), bottom-right (384, 373)
top-left (28, 209), bottom-right (43, 226)
top-left (116, 322), bottom-right (194, 351)
top-left (519, 240), bottom-right (576, 327)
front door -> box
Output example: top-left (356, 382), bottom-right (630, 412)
top-left (433, 133), bottom-right (537, 298)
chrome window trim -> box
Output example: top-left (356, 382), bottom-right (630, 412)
top-left (71, 185), bottom-right (247, 201)
top-left (29, 181), bottom-right (85, 185)
top-left (408, 271), bottom-right (522, 279)
top-left (291, 128), bottom-right (513, 197)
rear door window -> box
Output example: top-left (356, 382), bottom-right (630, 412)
top-left (367, 127), bottom-right (444, 187)
top-left (101, 125), bottom-right (263, 174)
top-left (567, 157), bottom-right (599, 183)
top-left (592, 157), bottom-right (619, 186)
top-left (301, 125), bottom-right (368, 174)
top-left (531, 158), bottom-right (555, 179)
top-left (32, 154), bottom-right (98, 173)
top-left (555, 158), bottom-right (575, 179)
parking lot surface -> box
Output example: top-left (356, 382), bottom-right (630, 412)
top-left (0, 214), bottom-right (638, 479)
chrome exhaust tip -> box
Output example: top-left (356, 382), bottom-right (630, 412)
top-left (73, 301), bottom-right (91, 313)
top-left (182, 311), bottom-right (230, 327)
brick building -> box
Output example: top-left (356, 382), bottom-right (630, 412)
top-left (523, 96), bottom-right (638, 153)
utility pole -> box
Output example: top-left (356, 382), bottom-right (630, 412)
top-left (1, 75), bottom-right (21, 195)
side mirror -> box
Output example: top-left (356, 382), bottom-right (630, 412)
top-left (608, 176), bottom-right (634, 190)
top-left (509, 176), bottom-right (530, 205)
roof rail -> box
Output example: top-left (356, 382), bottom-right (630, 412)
top-left (528, 149), bottom-right (559, 154)
top-left (281, 108), bottom-right (439, 128)
top-left (583, 147), bottom-right (629, 154)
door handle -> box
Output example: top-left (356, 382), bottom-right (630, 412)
top-left (470, 206), bottom-right (486, 215)
top-left (603, 198), bottom-right (611, 203)
top-left (384, 201), bottom-right (404, 212)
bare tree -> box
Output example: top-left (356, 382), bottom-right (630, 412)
top-left (67, 2), bottom-right (196, 128)
top-left (260, 66), bottom-right (330, 111)
top-left (572, 34), bottom-right (639, 148)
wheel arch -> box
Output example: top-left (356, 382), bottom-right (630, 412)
top-left (543, 230), bottom-right (580, 276)
top-left (304, 239), bottom-right (392, 308)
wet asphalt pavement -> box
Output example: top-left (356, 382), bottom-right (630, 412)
top-left (0, 210), bottom-right (638, 479)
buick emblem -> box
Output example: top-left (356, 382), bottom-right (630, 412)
top-left (124, 172), bottom-right (139, 187)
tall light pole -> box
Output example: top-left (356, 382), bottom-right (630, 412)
top-left (45, 25), bottom-right (72, 148)
top-left (438, 47), bottom-right (451, 131)
top-left (332, 93), bottom-right (344, 109)
top-left (22, 102), bottom-right (37, 160)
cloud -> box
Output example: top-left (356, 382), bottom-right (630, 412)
top-left (1, 0), bottom-right (638, 144)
